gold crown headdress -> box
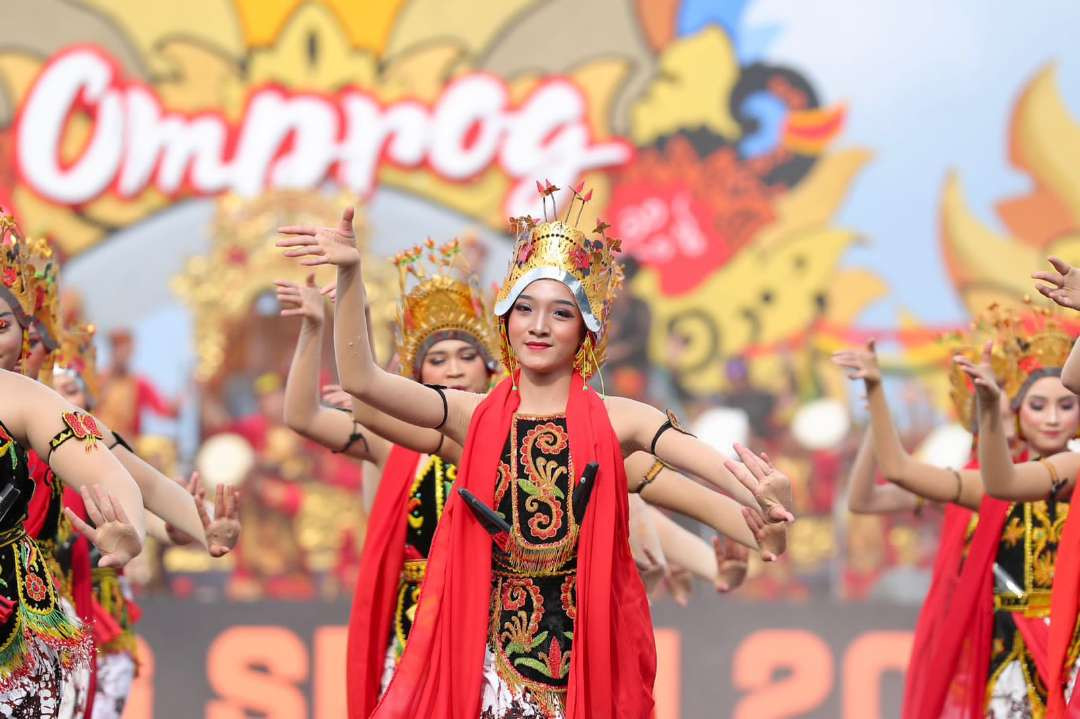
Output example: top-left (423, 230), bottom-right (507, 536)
top-left (392, 238), bottom-right (498, 379)
top-left (493, 181), bottom-right (622, 379)
top-left (52, 322), bottom-right (99, 406)
top-left (25, 236), bottom-right (60, 352)
top-left (0, 210), bottom-right (35, 329)
top-left (947, 303), bottom-right (1074, 427)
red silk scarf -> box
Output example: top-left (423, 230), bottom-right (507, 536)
top-left (346, 444), bottom-right (421, 719)
top-left (372, 374), bottom-right (656, 719)
top-left (900, 502), bottom-right (974, 717)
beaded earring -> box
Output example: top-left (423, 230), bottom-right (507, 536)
top-left (499, 320), bottom-right (518, 391)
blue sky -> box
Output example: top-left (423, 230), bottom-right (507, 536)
top-left (741, 0), bottom-right (1080, 328)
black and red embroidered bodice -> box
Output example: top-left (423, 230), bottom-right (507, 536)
top-left (489, 414), bottom-right (579, 714)
top-left (390, 455), bottom-right (455, 660)
top-left (0, 420), bottom-right (85, 684)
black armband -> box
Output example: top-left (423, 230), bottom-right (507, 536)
top-left (649, 410), bottom-right (694, 456)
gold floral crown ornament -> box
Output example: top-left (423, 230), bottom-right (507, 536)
top-left (25, 236), bottom-right (61, 353)
top-left (52, 322), bottom-right (99, 406)
top-left (946, 303), bottom-right (1073, 428)
top-left (0, 210), bottom-right (36, 329)
top-left (392, 238), bottom-right (499, 379)
top-left (995, 307), bottom-right (1073, 402)
top-left (493, 180), bottom-right (622, 341)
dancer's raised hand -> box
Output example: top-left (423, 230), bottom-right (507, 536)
top-left (189, 473), bottom-right (241, 557)
top-left (1033, 256), bottom-right (1080, 311)
top-left (64, 485), bottom-right (142, 569)
top-left (277, 207), bottom-right (361, 268)
top-left (954, 341), bottom-right (1001, 407)
top-left (725, 443), bottom-right (794, 525)
top-left (275, 274), bottom-right (326, 323)
top-left (832, 339), bottom-right (881, 383)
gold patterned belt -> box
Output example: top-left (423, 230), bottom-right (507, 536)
top-left (0, 526), bottom-right (26, 549)
top-left (401, 559), bottom-right (427, 584)
top-left (994, 589), bottom-right (1052, 618)
top-left (492, 566), bottom-right (576, 579)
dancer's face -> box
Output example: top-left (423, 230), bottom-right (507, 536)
top-left (0, 297), bottom-right (22, 372)
top-left (419, 338), bottom-right (490, 393)
top-left (1017, 375), bottom-right (1079, 455)
top-left (54, 375), bottom-right (88, 410)
top-left (506, 280), bottom-right (585, 375)
top-left (21, 324), bottom-right (46, 378)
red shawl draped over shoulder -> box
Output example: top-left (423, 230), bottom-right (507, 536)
top-left (372, 374), bottom-right (656, 719)
top-left (1048, 479), bottom-right (1080, 718)
top-left (346, 444), bottom-right (421, 719)
top-left (900, 502), bottom-right (974, 716)
top-left (913, 492), bottom-right (1010, 718)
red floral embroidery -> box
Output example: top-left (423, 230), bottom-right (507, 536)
top-left (24, 572), bottom-right (47, 602)
top-left (560, 575), bottom-right (577, 621)
top-left (544, 636), bottom-right (569, 679)
top-left (569, 247), bottom-right (591, 273)
top-left (501, 578), bottom-right (543, 626)
top-left (1, 266), bottom-right (15, 288)
top-left (518, 422), bottom-right (570, 541)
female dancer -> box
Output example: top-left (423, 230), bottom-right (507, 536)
top-left (278, 200), bottom-right (792, 717)
top-left (278, 245), bottom-right (761, 718)
top-left (50, 320), bottom-right (239, 719)
top-left (837, 324), bottom-right (1080, 717)
top-left (0, 368), bottom-right (143, 717)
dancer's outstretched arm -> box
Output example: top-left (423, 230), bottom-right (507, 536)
top-left (608, 397), bottom-right (793, 523)
top-left (2, 369), bottom-right (143, 566)
top-left (846, 428), bottom-right (920, 514)
top-left (624, 451), bottom-right (784, 560)
top-left (833, 341), bottom-right (983, 510)
top-left (278, 208), bottom-right (483, 446)
top-left (278, 276), bottom-right (392, 465)
top-left (958, 344), bottom-right (1080, 501)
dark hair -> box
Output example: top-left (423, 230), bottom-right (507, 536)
top-left (1011, 367), bottom-right (1064, 412)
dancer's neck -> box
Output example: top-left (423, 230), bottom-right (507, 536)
top-left (515, 366), bottom-right (573, 415)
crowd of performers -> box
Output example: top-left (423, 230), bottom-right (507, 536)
top-left (0, 211), bottom-right (241, 718)
top-left (9, 175), bottom-right (1080, 719)
top-left (273, 182), bottom-right (1080, 718)
top-left (834, 254), bottom-right (1080, 719)
top-left (275, 190), bottom-right (793, 719)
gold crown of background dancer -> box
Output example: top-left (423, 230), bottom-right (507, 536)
top-left (392, 238), bottom-right (499, 379)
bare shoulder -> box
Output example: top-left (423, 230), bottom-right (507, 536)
top-left (602, 394), bottom-right (664, 448)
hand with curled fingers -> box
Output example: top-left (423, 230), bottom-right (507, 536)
top-left (954, 341), bottom-right (1001, 407)
top-left (189, 473), bottom-right (241, 557)
top-left (831, 339), bottom-right (882, 384)
top-left (276, 207), bottom-right (362, 268)
top-left (713, 535), bottom-right (750, 592)
top-left (725, 443), bottom-right (794, 525)
top-left (64, 485), bottom-right (143, 569)
top-left (1033, 256), bottom-right (1080, 311)
top-left (275, 274), bottom-right (327, 324)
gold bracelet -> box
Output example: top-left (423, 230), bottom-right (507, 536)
top-left (634, 459), bottom-right (668, 495)
top-left (950, 469), bottom-right (963, 504)
top-left (1041, 459), bottom-right (1067, 500)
